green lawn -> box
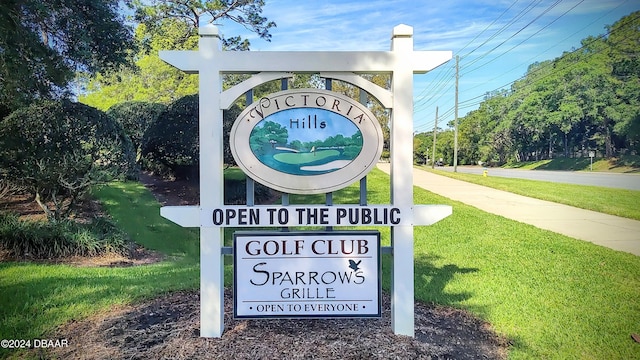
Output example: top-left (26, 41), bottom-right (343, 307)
top-left (503, 155), bottom-right (640, 173)
top-left (1, 169), bottom-right (639, 359)
top-left (274, 149), bottom-right (340, 164)
top-left (423, 167), bottom-right (640, 221)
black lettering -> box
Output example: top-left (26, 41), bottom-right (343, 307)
top-left (249, 107), bottom-right (264, 120)
top-left (249, 208), bottom-right (259, 225)
top-left (250, 262), bottom-right (269, 286)
top-left (225, 209), bottom-right (236, 225)
top-left (321, 271), bottom-right (337, 284)
top-left (296, 208), bottom-right (305, 223)
top-left (320, 208), bottom-right (329, 225)
top-left (341, 240), bottom-right (354, 254)
top-left (295, 272), bottom-right (306, 285)
top-left (349, 208), bottom-right (359, 224)
top-left (336, 208), bottom-right (347, 224)
top-left (320, 121), bottom-right (326, 129)
top-left (309, 271), bottom-right (319, 284)
top-left (285, 95), bottom-right (295, 107)
top-left (332, 99), bottom-right (341, 111)
top-left (238, 208), bottom-right (247, 225)
top-left (212, 209), bottom-right (224, 225)
top-left (311, 240), bottom-right (323, 254)
top-left (362, 208), bottom-right (372, 224)
top-left (263, 240), bottom-right (279, 256)
top-left (245, 240), bottom-right (261, 255)
top-left (277, 208), bottom-right (288, 224)
top-left (373, 208), bottom-right (385, 224)
top-left (259, 97), bottom-right (271, 110)
top-left (357, 239), bottom-right (369, 254)
top-left (306, 207), bottom-right (318, 224)
top-left (316, 96), bottom-right (326, 107)
top-left (267, 208), bottom-right (276, 224)
top-left (390, 208), bottom-right (401, 224)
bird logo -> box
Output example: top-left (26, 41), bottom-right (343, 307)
top-left (348, 259), bottom-right (362, 272)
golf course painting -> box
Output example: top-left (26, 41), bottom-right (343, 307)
top-left (249, 108), bottom-right (363, 176)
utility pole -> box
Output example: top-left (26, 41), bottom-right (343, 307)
top-left (453, 55), bottom-right (459, 173)
top-left (431, 106), bottom-right (438, 169)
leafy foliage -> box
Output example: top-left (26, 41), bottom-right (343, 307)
top-left (0, 0), bottom-right (134, 111)
top-left (141, 95), bottom-right (241, 179)
top-left (0, 100), bottom-right (136, 221)
top-left (0, 212), bottom-right (129, 259)
top-left (134, 0), bottom-right (276, 50)
top-left (80, 0), bottom-right (276, 109)
top-left (107, 101), bottom-right (167, 160)
top-left (80, 20), bottom-right (200, 111)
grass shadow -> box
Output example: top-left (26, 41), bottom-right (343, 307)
top-left (531, 158), bottom-right (591, 171)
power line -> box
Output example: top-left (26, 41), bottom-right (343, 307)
top-left (461, 0), bottom-right (627, 95)
top-left (463, 0), bottom-right (585, 75)
top-left (458, 0), bottom-right (523, 58)
top-left (460, 0), bottom-right (545, 63)
top-left (462, 0), bottom-right (563, 71)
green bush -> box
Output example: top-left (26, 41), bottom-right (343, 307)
top-left (224, 178), bottom-right (272, 204)
top-left (0, 100), bottom-right (136, 221)
top-left (141, 94), bottom-right (241, 180)
top-left (0, 213), bottom-right (129, 259)
top-left (106, 101), bottom-right (166, 162)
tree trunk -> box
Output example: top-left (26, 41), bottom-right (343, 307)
top-left (35, 191), bottom-right (55, 221)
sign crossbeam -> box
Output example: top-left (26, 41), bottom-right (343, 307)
top-left (161, 49), bottom-right (453, 74)
top-left (159, 24), bottom-right (452, 338)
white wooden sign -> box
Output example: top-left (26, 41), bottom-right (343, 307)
top-left (234, 231), bottom-right (381, 318)
top-left (159, 24), bottom-right (452, 338)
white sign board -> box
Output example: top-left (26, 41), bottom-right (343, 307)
top-left (234, 231), bottom-right (381, 318)
top-left (230, 89), bottom-right (384, 194)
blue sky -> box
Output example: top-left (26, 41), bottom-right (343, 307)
top-left (215, 0), bottom-right (639, 133)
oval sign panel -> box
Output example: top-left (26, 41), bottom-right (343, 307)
top-left (230, 89), bottom-right (384, 194)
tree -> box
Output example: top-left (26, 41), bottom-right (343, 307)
top-left (141, 95), bottom-right (241, 179)
top-left (80, 0), bottom-right (276, 109)
top-left (413, 133), bottom-right (429, 164)
top-left (134, 0), bottom-right (275, 50)
top-left (107, 101), bottom-right (167, 161)
top-left (141, 95), bottom-right (199, 180)
top-left (608, 12), bottom-right (640, 153)
top-left (0, 101), bottom-right (136, 221)
top-left (249, 121), bottom-right (289, 156)
top-left (0, 0), bottom-right (134, 111)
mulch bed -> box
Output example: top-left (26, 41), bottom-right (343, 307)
top-left (46, 290), bottom-right (509, 360)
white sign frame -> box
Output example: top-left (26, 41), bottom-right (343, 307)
top-left (159, 24), bottom-right (452, 338)
top-left (233, 231), bottom-right (381, 319)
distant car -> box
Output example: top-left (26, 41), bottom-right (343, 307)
top-left (435, 160), bottom-right (444, 166)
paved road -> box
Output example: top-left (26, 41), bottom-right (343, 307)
top-left (377, 163), bottom-right (640, 256)
top-left (435, 166), bottom-right (640, 190)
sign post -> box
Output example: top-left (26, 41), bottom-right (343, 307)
top-left (159, 24), bottom-right (452, 338)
